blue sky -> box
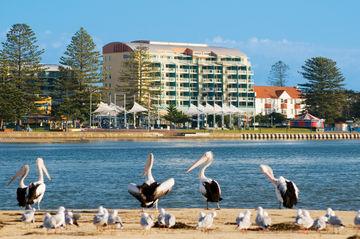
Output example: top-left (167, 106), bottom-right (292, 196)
top-left (1, 0), bottom-right (359, 89)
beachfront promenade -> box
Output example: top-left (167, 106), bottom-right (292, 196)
top-left (0, 130), bottom-right (359, 142)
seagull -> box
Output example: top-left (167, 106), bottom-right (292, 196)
top-left (128, 153), bottom-right (175, 209)
top-left (65, 209), bottom-right (80, 227)
top-left (197, 211), bottom-right (217, 231)
top-left (93, 206), bottom-right (109, 231)
top-left (43, 213), bottom-right (56, 231)
top-left (354, 210), bottom-right (360, 228)
top-left (158, 208), bottom-right (176, 228)
top-left (140, 212), bottom-right (154, 230)
top-left (325, 208), bottom-right (345, 233)
top-left (313, 216), bottom-right (327, 231)
top-left (236, 210), bottom-right (252, 230)
top-left (295, 209), bottom-right (303, 225)
top-left (21, 208), bottom-right (36, 225)
top-left (187, 151), bottom-right (222, 210)
top-left (108, 209), bottom-right (124, 229)
top-left (296, 210), bottom-right (314, 231)
top-left (7, 158), bottom-right (51, 210)
top-left (260, 165), bottom-right (299, 209)
top-left (256, 207), bottom-right (271, 230)
top-left (52, 206), bottom-right (66, 229)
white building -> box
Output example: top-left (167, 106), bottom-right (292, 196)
top-left (254, 86), bottom-right (305, 119)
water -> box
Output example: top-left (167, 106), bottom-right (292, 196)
top-left (0, 140), bottom-right (359, 210)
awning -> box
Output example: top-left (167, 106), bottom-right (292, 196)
top-left (128, 102), bottom-right (148, 113)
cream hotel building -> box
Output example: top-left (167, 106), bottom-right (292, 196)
top-left (103, 40), bottom-right (255, 114)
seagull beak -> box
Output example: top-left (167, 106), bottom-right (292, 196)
top-left (186, 152), bottom-right (212, 173)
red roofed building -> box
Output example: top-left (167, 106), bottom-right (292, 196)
top-left (254, 86), bottom-right (305, 119)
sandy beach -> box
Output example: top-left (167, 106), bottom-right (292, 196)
top-left (0, 208), bottom-right (359, 239)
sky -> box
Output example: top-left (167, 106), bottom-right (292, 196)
top-left (1, 0), bottom-right (360, 89)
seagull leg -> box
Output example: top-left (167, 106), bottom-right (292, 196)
top-left (206, 201), bottom-right (209, 210)
top-left (216, 203), bottom-right (220, 210)
top-left (278, 202), bottom-right (282, 209)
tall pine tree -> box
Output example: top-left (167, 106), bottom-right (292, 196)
top-left (57, 27), bottom-right (102, 124)
top-left (299, 57), bottom-right (346, 124)
top-left (0, 23), bottom-right (44, 125)
top-left (267, 60), bottom-right (289, 87)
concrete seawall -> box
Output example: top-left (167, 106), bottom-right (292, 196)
top-left (0, 131), bottom-right (359, 142)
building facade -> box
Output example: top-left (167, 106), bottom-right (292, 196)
top-left (254, 86), bottom-right (305, 119)
top-left (102, 40), bottom-right (255, 114)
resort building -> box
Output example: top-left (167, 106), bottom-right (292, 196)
top-left (102, 40), bottom-right (255, 114)
top-left (254, 86), bottom-right (305, 119)
top-left (38, 64), bottom-right (61, 98)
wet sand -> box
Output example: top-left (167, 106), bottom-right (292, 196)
top-left (0, 208), bottom-right (359, 239)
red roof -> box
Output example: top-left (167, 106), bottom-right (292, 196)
top-left (254, 86), bottom-right (302, 99)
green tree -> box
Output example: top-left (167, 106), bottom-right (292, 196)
top-left (299, 57), bottom-right (346, 124)
top-left (58, 27), bottom-right (102, 124)
top-left (268, 60), bottom-right (289, 86)
top-left (163, 104), bottom-right (189, 128)
top-left (0, 23), bottom-right (44, 124)
top-left (117, 46), bottom-right (160, 108)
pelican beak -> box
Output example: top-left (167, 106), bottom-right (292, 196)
top-left (6, 175), bottom-right (17, 186)
top-left (186, 151), bottom-right (213, 173)
top-left (42, 165), bottom-right (51, 181)
top-left (6, 164), bottom-right (29, 186)
top-left (143, 153), bottom-right (154, 176)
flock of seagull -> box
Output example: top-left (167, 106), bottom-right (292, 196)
top-left (6, 152), bottom-right (360, 234)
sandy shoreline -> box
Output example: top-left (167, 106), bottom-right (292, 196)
top-left (0, 208), bottom-right (359, 239)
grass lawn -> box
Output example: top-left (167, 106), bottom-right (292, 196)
top-left (178, 127), bottom-right (313, 134)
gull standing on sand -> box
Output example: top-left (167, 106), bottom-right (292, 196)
top-left (197, 211), bottom-right (217, 231)
top-left (354, 210), bottom-right (360, 228)
top-left (260, 165), bottom-right (299, 209)
top-left (313, 216), bottom-right (327, 231)
top-left (65, 209), bottom-right (80, 227)
top-left (7, 158), bottom-right (51, 210)
top-left (140, 212), bottom-right (154, 230)
top-left (325, 208), bottom-right (345, 232)
top-left (187, 151), bottom-right (222, 209)
top-left (21, 208), bottom-right (36, 225)
top-left (295, 209), bottom-right (303, 225)
top-left (128, 153), bottom-right (175, 209)
top-left (52, 206), bottom-right (66, 229)
top-left (158, 208), bottom-right (176, 228)
top-left (43, 213), bottom-right (56, 231)
top-left (93, 206), bottom-right (109, 230)
top-left (108, 209), bottom-right (124, 229)
top-left (296, 210), bottom-right (314, 231)
top-left (256, 207), bottom-right (271, 230)
top-left (235, 210), bottom-right (252, 230)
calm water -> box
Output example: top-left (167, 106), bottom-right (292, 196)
top-left (0, 140), bottom-right (359, 210)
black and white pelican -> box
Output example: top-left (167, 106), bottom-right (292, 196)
top-left (186, 151), bottom-right (222, 209)
top-left (260, 164), bottom-right (299, 209)
top-left (128, 153), bottom-right (175, 209)
top-left (8, 158), bottom-right (51, 210)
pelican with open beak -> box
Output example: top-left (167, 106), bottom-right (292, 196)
top-left (187, 151), bottom-right (222, 210)
top-left (128, 153), bottom-right (175, 209)
top-left (7, 164), bottom-right (30, 208)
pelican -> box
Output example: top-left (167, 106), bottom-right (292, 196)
top-left (260, 165), bottom-right (299, 209)
top-left (313, 216), bottom-right (327, 231)
top-left (158, 208), bottom-right (176, 228)
top-left (140, 212), bottom-right (154, 230)
top-left (128, 153), bottom-right (175, 209)
top-left (235, 210), bottom-right (252, 230)
top-left (108, 209), bottom-right (124, 229)
top-left (197, 211), bottom-right (217, 231)
top-left (7, 164), bottom-right (30, 208)
top-left (255, 207), bottom-right (271, 230)
top-left (186, 151), bottom-right (222, 210)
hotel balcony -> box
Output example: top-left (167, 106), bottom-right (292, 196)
top-left (178, 87), bottom-right (190, 91)
top-left (228, 88), bottom-right (238, 93)
top-left (227, 79), bottom-right (237, 84)
top-left (164, 86), bottom-right (176, 91)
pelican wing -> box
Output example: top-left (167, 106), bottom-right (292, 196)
top-left (27, 183), bottom-right (44, 204)
top-left (279, 180), bottom-right (298, 208)
top-left (203, 180), bottom-right (222, 202)
top-left (128, 183), bottom-right (146, 203)
top-left (154, 178), bottom-right (175, 199)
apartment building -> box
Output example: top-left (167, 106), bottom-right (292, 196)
top-left (254, 86), bottom-right (305, 119)
top-left (102, 40), bottom-right (255, 114)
